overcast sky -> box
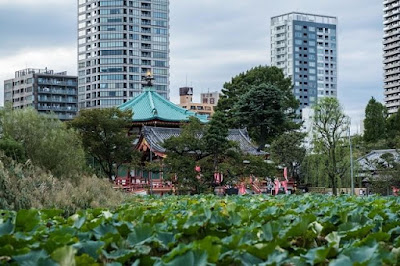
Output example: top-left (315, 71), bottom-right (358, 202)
top-left (0, 0), bottom-right (383, 131)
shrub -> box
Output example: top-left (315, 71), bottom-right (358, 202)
top-left (0, 108), bottom-right (85, 178)
top-left (0, 155), bottom-right (126, 214)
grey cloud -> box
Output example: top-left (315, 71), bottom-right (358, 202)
top-left (0, 3), bottom-right (76, 57)
top-left (0, 0), bottom-right (385, 125)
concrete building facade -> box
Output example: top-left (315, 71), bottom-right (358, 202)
top-left (179, 87), bottom-right (219, 118)
top-left (383, 0), bottom-right (400, 115)
top-left (77, 0), bottom-right (170, 110)
top-left (271, 12), bottom-right (338, 116)
top-left (4, 68), bottom-right (78, 120)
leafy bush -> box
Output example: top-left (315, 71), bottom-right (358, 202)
top-left (1, 195), bottom-right (400, 265)
top-left (0, 156), bottom-right (125, 214)
top-left (0, 108), bottom-right (85, 178)
top-left (0, 137), bottom-right (26, 162)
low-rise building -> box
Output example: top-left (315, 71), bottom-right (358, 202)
top-left (4, 68), bottom-right (78, 120)
top-left (178, 87), bottom-right (219, 118)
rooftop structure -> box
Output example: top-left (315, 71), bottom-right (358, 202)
top-left (119, 88), bottom-right (209, 126)
top-left (137, 126), bottom-right (266, 157)
top-left (357, 149), bottom-right (400, 171)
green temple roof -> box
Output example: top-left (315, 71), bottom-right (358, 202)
top-left (119, 89), bottom-right (209, 123)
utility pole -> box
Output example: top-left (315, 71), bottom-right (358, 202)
top-left (348, 124), bottom-right (354, 195)
top-left (149, 141), bottom-right (153, 195)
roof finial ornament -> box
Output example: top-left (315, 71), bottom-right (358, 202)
top-left (144, 70), bottom-right (155, 89)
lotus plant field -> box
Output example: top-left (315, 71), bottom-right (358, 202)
top-left (1, 195), bottom-right (400, 265)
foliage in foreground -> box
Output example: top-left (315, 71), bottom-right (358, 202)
top-left (0, 156), bottom-right (125, 214)
top-left (1, 195), bottom-right (400, 265)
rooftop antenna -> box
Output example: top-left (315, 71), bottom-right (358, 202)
top-left (185, 74), bottom-right (188, 87)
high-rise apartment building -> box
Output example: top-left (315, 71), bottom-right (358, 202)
top-left (77, 0), bottom-right (170, 109)
top-left (383, 0), bottom-right (400, 115)
top-left (271, 12), bottom-right (338, 115)
top-left (4, 68), bottom-right (78, 120)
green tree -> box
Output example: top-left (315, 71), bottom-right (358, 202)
top-left (270, 131), bottom-right (306, 182)
top-left (312, 98), bottom-right (350, 195)
top-left (69, 108), bottom-right (134, 180)
top-left (386, 108), bottom-right (400, 148)
top-left (204, 111), bottom-right (232, 171)
top-left (234, 83), bottom-right (287, 149)
top-left (363, 97), bottom-right (387, 143)
top-left (162, 118), bottom-right (210, 194)
top-left (0, 108), bottom-right (85, 178)
top-left (301, 154), bottom-right (330, 187)
top-left (217, 65), bottom-right (299, 126)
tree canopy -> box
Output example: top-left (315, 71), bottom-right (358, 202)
top-left (312, 97), bottom-right (350, 195)
top-left (234, 83), bottom-right (288, 149)
top-left (385, 108), bottom-right (400, 148)
top-left (270, 131), bottom-right (306, 182)
top-left (217, 66), bottom-right (299, 133)
top-left (69, 107), bottom-right (135, 180)
top-left (162, 117), bottom-right (212, 194)
top-left (162, 117), bottom-right (274, 193)
top-left (363, 97), bottom-right (387, 143)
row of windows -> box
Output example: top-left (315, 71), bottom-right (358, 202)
top-left (100, 74), bottom-right (125, 80)
top-left (99, 33), bottom-right (124, 39)
top-left (99, 25), bottom-right (124, 31)
top-left (153, 27), bottom-right (167, 35)
top-left (99, 1), bottom-right (124, 7)
top-left (153, 3), bottom-right (168, 11)
top-left (294, 24), bottom-right (336, 34)
top-left (153, 12), bottom-right (167, 19)
top-left (100, 83), bottom-right (124, 89)
top-left (99, 58), bottom-right (124, 65)
top-left (90, 74), bottom-right (153, 81)
top-left (99, 41), bottom-right (125, 48)
top-left (99, 8), bottom-right (124, 15)
top-left (100, 67), bottom-right (124, 73)
top-left (100, 49), bottom-right (125, 55)
top-left (154, 76), bottom-right (167, 83)
top-left (99, 99), bottom-right (124, 106)
top-left (79, 82), bottom-right (166, 93)
top-left (99, 17), bottom-right (123, 23)
top-left (79, 0), bottom-right (168, 5)
top-left (99, 91), bottom-right (124, 97)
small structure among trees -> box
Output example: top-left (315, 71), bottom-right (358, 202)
top-left (357, 149), bottom-right (400, 195)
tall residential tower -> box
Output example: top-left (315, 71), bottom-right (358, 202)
top-left (271, 12), bottom-right (337, 115)
top-left (77, 0), bottom-right (170, 109)
top-left (383, 0), bottom-right (400, 115)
